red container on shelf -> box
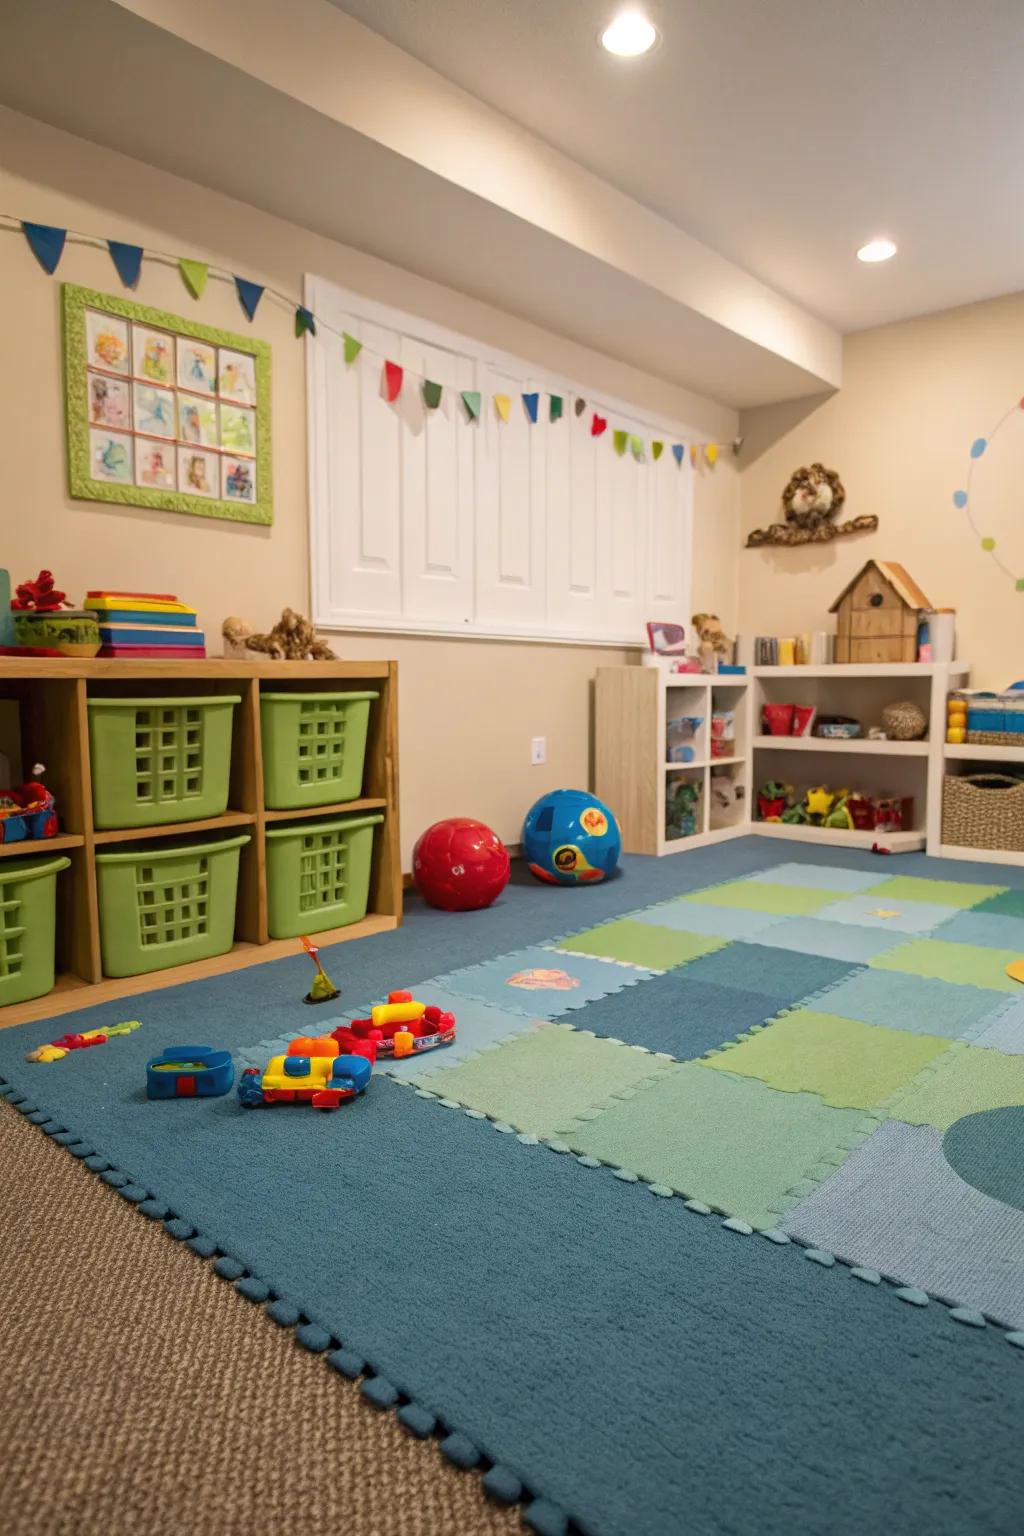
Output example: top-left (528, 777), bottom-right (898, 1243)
top-left (762, 702), bottom-right (795, 736)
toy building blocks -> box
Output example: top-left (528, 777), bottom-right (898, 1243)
top-left (146, 1045), bottom-right (235, 1099)
top-left (238, 1032), bottom-right (376, 1109)
top-left (333, 991), bottom-right (457, 1060)
top-left (26, 1018), bottom-right (140, 1063)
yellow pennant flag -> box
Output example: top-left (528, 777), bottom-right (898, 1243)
top-left (705, 443), bottom-right (719, 466)
top-left (494, 394), bottom-right (511, 423)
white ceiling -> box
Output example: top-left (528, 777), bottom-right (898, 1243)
top-left (329, 0), bottom-right (1024, 332)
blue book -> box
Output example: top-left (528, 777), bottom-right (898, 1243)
top-left (95, 608), bottom-right (196, 627)
top-left (98, 623), bottom-right (205, 646)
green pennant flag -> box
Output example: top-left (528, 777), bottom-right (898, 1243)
top-left (179, 258), bottom-right (209, 299)
top-left (630, 435), bottom-right (644, 461)
top-left (613, 429), bottom-right (628, 456)
top-left (295, 306), bottom-right (316, 338)
top-left (423, 380), bottom-right (443, 410)
top-left (343, 332), bottom-right (362, 364)
top-left (549, 394), bottom-right (564, 423)
top-left (652, 440), bottom-right (664, 461)
top-left (461, 390), bottom-right (482, 420)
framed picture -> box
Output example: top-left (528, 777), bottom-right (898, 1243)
top-left (62, 283), bottom-right (272, 525)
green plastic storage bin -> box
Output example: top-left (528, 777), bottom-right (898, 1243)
top-left (260, 691), bottom-right (378, 810)
top-left (0, 853), bottom-right (70, 1007)
top-left (88, 695), bottom-right (241, 830)
top-left (95, 833), bottom-right (249, 978)
top-left (264, 813), bottom-right (383, 939)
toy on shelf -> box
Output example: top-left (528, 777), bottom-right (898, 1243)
top-left (26, 1019), bottom-right (141, 1063)
top-left (755, 780), bottom-right (914, 834)
top-left (948, 689), bottom-right (1024, 746)
top-left (0, 765), bottom-right (57, 844)
top-left (11, 570), bottom-right (67, 611)
top-left (84, 591), bottom-right (205, 659)
top-left (523, 790), bottom-right (621, 884)
top-left (666, 777), bottom-right (701, 839)
top-left (333, 991), bottom-right (457, 1059)
top-left (710, 709), bottom-right (736, 758)
top-left (880, 700), bottom-right (928, 741)
top-left (947, 694), bottom-right (968, 744)
top-left (830, 561), bottom-right (930, 665)
top-left (691, 613), bottom-right (733, 673)
top-left (11, 571), bottom-right (101, 657)
top-left (300, 935), bottom-right (340, 1004)
top-left (237, 1031), bottom-right (375, 1109)
top-left (757, 781), bottom-right (791, 821)
top-left (222, 608), bottom-right (336, 661)
top-left (146, 1046), bottom-right (234, 1099)
top-left (412, 818), bottom-right (510, 911)
top-left (666, 715), bottom-right (702, 764)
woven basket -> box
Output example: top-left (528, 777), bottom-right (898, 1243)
top-left (966, 730), bottom-right (1024, 746)
top-left (942, 773), bottom-right (1024, 852)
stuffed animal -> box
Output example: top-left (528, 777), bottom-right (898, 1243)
top-left (746, 463), bottom-right (879, 547)
top-left (691, 612), bottom-right (732, 671)
top-left (221, 608), bottom-right (337, 661)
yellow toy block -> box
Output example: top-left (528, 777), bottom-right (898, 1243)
top-left (371, 1000), bottom-right (426, 1029)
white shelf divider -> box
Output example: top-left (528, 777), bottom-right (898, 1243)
top-left (753, 735), bottom-right (930, 756)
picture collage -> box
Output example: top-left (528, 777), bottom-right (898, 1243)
top-left (84, 308), bottom-right (258, 505)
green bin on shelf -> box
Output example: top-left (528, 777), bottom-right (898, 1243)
top-left (0, 853), bottom-right (71, 1007)
top-left (264, 813), bottom-right (383, 939)
top-left (260, 691), bottom-right (378, 810)
top-left (88, 695), bottom-right (240, 830)
top-left (95, 833), bottom-right (249, 978)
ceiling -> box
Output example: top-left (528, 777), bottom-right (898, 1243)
top-left (329, 0), bottom-right (1024, 332)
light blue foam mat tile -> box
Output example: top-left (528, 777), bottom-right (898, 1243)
top-left (744, 862), bottom-right (882, 895)
top-left (626, 900), bottom-right (786, 941)
top-left (815, 968), bottom-right (1008, 1040)
top-left (814, 894), bottom-right (960, 934)
top-left (972, 997), bottom-right (1024, 1055)
top-left (931, 909), bottom-right (1024, 952)
top-left (388, 988), bottom-right (544, 1081)
top-left (751, 916), bottom-right (910, 965)
top-left (432, 944), bottom-right (654, 1019)
top-left (782, 1118), bottom-right (1024, 1330)
top-left (677, 943), bottom-right (858, 1007)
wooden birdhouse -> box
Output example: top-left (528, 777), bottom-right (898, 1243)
top-left (830, 560), bottom-right (931, 664)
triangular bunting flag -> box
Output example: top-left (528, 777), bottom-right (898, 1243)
top-left (522, 392), bottom-right (539, 424)
top-left (107, 239), bottom-right (143, 288)
top-left (343, 332), bottom-right (362, 364)
top-left (234, 276), bottom-right (264, 321)
top-left (613, 430), bottom-right (628, 456)
top-left (423, 379), bottom-right (442, 410)
top-left (549, 394), bottom-right (564, 423)
top-left (591, 413), bottom-right (607, 437)
top-left (705, 442), bottom-right (719, 466)
top-left (179, 258), bottom-right (209, 299)
top-left (672, 444), bottom-right (685, 466)
top-left (652, 441), bottom-right (664, 461)
top-left (384, 361), bottom-right (403, 401)
top-left (575, 397), bottom-right (586, 417)
top-left (494, 394), bottom-right (511, 423)
top-left (461, 390), bottom-right (482, 420)
top-left (690, 444), bottom-right (699, 467)
top-left (630, 435), bottom-right (644, 461)
top-left (22, 221), bottom-right (66, 275)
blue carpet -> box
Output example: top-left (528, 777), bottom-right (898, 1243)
top-left (677, 941), bottom-right (859, 1006)
top-left (557, 973), bottom-right (786, 1057)
top-left (3, 837), bottom-right (1024, 1536)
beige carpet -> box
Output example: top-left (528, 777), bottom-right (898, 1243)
top-left (0, 1100), bottom-right (523, 1536)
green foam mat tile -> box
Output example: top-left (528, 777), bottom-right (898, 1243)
top-left (552, 919), bottom-right (728, 971)
top-left (680, 880), bottom-right (838, 917)
top-left (863, 876), bottom-right (1007, 910)
top-left (886, 1041), bottom-right (1024, 1131)
top-left (562, 1063), bottom-right (864, 1230)
top-left (972, 888), bottom-right (1024, 918)
top-left (870, 938), bottom-right (1022, 992)
top-left (422, 1022), bottom-right (675, 1139)
top-left (702, 1010), bottom-right (950, 1111)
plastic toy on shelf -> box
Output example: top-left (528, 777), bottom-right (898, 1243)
top-left (0, 766), bottom-right (58, 845)
top-left (300, 935), bottom-right (340, 1004)
top-left (333, 990), bottom-right (457, 1060)
top-left (146, 1045), bottom-right (235, 1099)
top-left (238, 1032), bottom-right (376, 1109)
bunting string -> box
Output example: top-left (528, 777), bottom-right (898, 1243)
top-left (2, 212), bottom-right (740, 466)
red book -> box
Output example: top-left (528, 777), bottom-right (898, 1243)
top-left (87, 590), bottom-right (179, 601)
top-left (98, 645), bottom-right (207, 659)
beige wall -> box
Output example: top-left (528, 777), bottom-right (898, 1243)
top-left (0, 107), bottom-right (739, 864)
top-left (739, 293), bottom-right (1024, 689)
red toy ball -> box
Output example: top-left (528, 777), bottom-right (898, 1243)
top-left (412, 818), bottom-right (510, 912)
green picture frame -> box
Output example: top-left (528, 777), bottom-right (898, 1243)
top-left (62, 282), bottom-right (272, 525)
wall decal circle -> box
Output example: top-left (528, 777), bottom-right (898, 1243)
top-left (953, 398), bottom-right (1024, 590)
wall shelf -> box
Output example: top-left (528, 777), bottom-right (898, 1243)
top-left (0, 658), bottom-right (401, 1030)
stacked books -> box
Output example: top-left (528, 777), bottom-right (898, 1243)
top-left (84, 591), bottom-right (206, 658)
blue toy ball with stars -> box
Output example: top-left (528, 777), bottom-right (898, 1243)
top-left (522, 789), bottom-right (621, 885)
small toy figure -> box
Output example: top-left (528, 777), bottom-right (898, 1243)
top-left (0, 765), bottom-right (57, 844)
top-left (300, 935), bottom-right (340, 1004)
top-left (238, 1032), bottom-right (375, 1109)
top-left (147, 1046), bottom-right (234, 1099)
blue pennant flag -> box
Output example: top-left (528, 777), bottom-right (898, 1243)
top-left (295, 306), bottom-right (316, 338)
top-left (522, 392), bottom-right (539, 424)
top-left (672, 443), bottom-right (685, 465)
top-left (22, 221), bottom-right (67, 275)
top-left (235, 276), bottom-right (265, 321)
top-left (107, 239), bottom-right (143, 288)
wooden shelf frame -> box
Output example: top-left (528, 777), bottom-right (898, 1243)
top-left (0, 659), bottom-right (401, 1028)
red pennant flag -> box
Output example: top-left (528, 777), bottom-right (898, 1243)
top-left (591, 413), bottom-right (607, 438)
top-left (383, 361), bottom-right (403, 402)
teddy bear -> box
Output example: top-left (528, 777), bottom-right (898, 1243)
top-left (221, 608), bottom-right (337, 661)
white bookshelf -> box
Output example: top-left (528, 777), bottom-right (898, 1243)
top-left (929, 733), bottom-right (1024, 866)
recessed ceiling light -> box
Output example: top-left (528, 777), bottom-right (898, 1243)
top-left (857, 238), bottom-right (897, 264)
top-left (600, 11), bottom-right (658, 57)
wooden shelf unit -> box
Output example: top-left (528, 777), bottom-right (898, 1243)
top-left (0, 658), bottom-right (401, 1028)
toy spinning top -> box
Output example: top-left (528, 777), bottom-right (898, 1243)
top-left (300, 934), bottom-right (340, 1004)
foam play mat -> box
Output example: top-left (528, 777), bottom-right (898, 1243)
top-left (2, 841), bottom-right (1023, 1536)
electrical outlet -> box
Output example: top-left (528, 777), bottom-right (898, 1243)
top-left (531, 736), bottom-right (547, 765)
